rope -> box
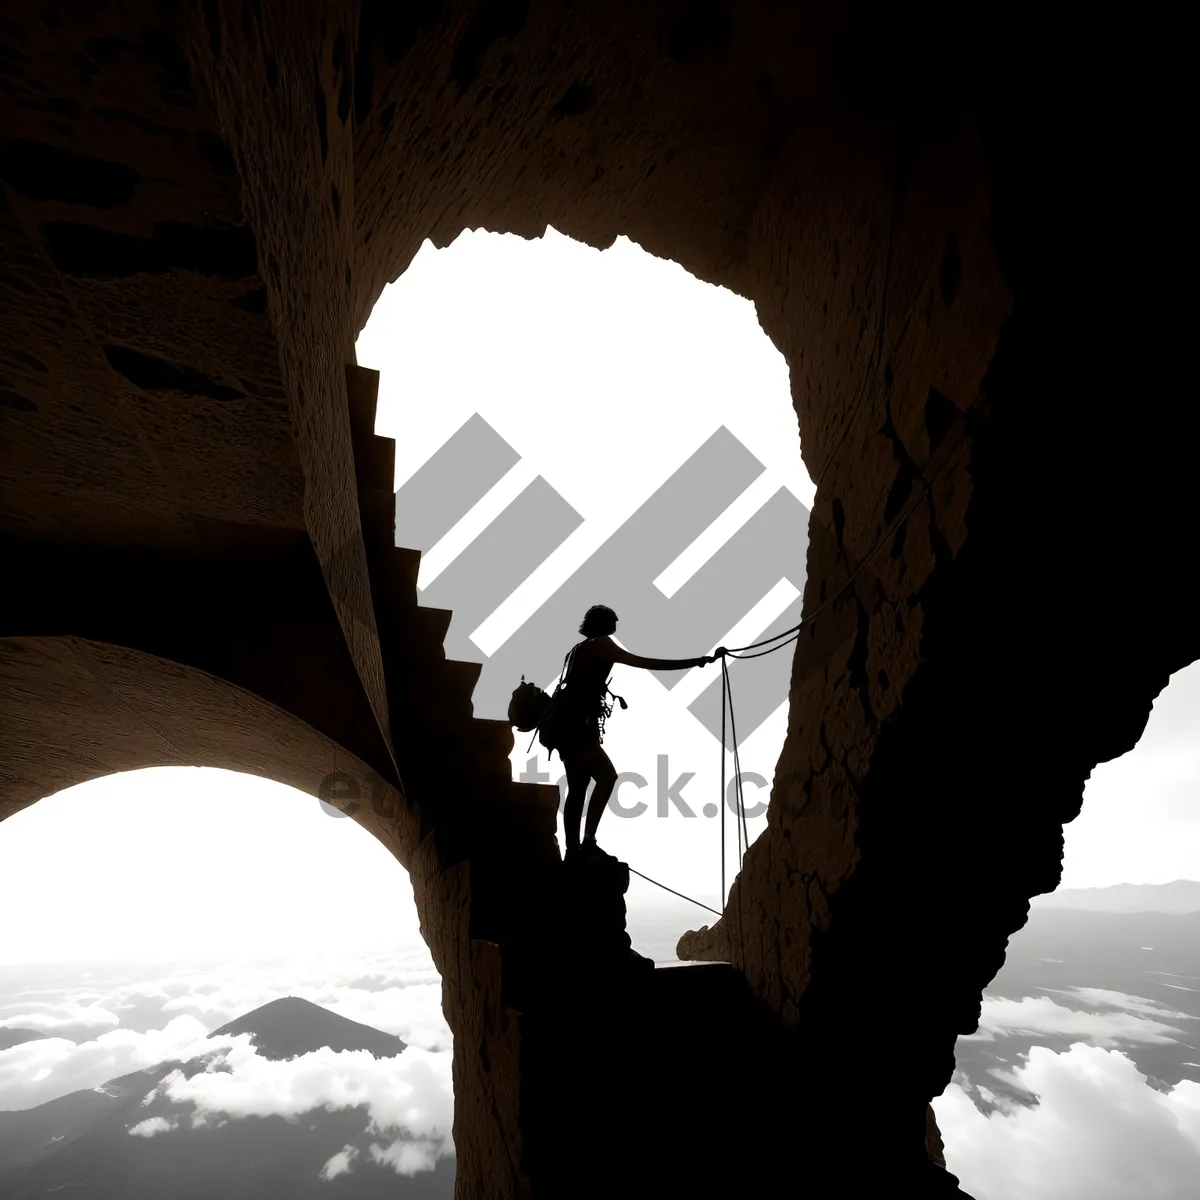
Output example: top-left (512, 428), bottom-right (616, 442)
top-left (618, 664), bottom-right (745, 952)
top-left (720, 660), bottom-right (727, 908)
top-left (627, 865), bottom-right (723, 917)
top-left (721, 656), bottom-right (748, 969)
top-left (725, 659), bottom-right (749, 874)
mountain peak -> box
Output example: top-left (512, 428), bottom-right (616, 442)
top-left (209, 996), bottom-right (406, 1061)
top-left (0, 1028), bottom-right (50, 1052)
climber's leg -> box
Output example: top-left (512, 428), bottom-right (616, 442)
top-left (562, 750), bottom-right (592, 854)
top-left (582, 748), bottom-right (617, 844)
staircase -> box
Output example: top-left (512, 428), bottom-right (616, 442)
top-left (342, 366), bottom-right (814, 1197)
top-left (344, 363), bottom-right (561, 957)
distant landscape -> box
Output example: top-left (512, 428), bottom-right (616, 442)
top-left (2, 883), bottom-right (1197, 1199)
top-left (1029, 879), bottom-right (1200, 914)
top-left (0, 998), bottom-right (454, 1199)
top-left (954, 903), bottom-right (1200, 1107)
top-left (932, 880), bottom-right (1200, 1199)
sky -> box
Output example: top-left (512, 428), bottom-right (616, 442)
top-left (1, 227), bottom-right (1198, 1193)
top-left (1057, 656), bottom-right (1200, 888)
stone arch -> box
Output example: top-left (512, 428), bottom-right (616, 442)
top-left (0, 636), bottom-right (415, 866)
top-left (1, 4), bottom-right (1194, 1198)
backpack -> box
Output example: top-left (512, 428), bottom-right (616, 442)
top-left (508, 676), bottom-right (551, 732)
top-left (509, 647), bottom-right (629, 760)
top-left (509, 650), bottom-right (574, 756)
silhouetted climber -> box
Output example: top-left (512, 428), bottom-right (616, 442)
top-left (541, 605), bottom-right (723, 861)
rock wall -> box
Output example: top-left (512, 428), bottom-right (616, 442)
top-left (1, 3), bottom-right (1195, 1197)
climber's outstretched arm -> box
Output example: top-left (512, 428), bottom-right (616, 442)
top-left (605, 637), bottom-right (711, 671)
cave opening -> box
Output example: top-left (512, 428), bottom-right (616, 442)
top-left (356, 226), bottom-right (814, 959)
top-left (1, 3), bottom-right (1191, 1195)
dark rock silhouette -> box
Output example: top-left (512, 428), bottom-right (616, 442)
top-left (0, 3), bottom-right (1195, 1197)
top-left (676, 921), bottom-right (728, 964)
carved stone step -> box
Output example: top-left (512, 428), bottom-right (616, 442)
top-left (355, 438), bottom-right (395, 498)
top-left (379, 605), bottom-right (452, 657)
top-left (344, 364), bottom-right (381, 438)
top-left (344, 370), bottom-right (395, 491)
top-left (381, 546), bottom-right (422, 602)
top-left (358, 488), bottom-right (397, 551)
top-left (470, 715), bottom-right (516, 759)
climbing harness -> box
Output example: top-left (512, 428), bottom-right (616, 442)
top-left (597, 684), bottom-right (627, 743)
top-left (517, 645), bottom-right (629, 760)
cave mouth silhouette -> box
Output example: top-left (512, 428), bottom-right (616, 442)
top-left (356, 225), bottom-right (801, 938)
top-left (0, 6), bottom-right (1192, 1198)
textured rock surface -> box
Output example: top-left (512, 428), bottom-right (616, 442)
top-left (926, 1104), bottom-right (948, 1170)
top-left (676, 919), bottom-right (728, 964)
top-left (1, 3), bottom-right (1195, 1198)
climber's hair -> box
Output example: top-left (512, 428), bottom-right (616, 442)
top-left (579, 605), bottom-right (618, 637)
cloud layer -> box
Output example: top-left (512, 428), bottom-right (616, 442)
top-left (128, 1115), bottom-right (177, 1137)
top-left (935, 1043), bottom-right (1200, 1200)
top-left (149, 1039), bottom-right (455, 1177)
top-left (965, 990), bottom-right (1195, 1048)
top-left (0, 1015), bottom-right (226, 1109)
top-left (0, 948), bottom-right (451, 1114)
top-left (0, 997), bottom-right (121, 1040)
